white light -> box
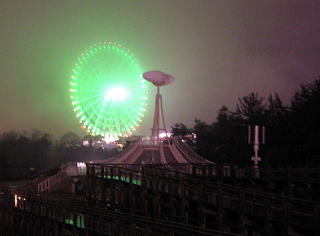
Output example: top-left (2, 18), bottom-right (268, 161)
top-left (159, 132), bottom-right (171, 138)
top-left (104, 87), bottom-right (128, 102)
top-left (77, 162), bottom-right (86, 168)
top-left (14, 194), bottom-right (18, 208)
top-left (83, 140), bottom-right (89, 146)
top-left (103, 136), bottom-right (116, 143)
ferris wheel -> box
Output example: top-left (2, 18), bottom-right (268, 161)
top-left (69, 42), bottom-right (148, 141)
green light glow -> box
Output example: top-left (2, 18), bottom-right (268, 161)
top-left (104, 87), bottom-right (128, 102)
top-left (70, 42), bottom-right (148, 140)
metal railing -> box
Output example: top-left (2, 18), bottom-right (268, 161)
top-left (87, 163), bottom-right (320, 223)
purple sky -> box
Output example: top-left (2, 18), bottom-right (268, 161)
top-left (0, 0), bottom-right (319, 138)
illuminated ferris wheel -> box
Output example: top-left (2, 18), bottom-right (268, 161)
top-left (69, 42), bottom-right (148, 140)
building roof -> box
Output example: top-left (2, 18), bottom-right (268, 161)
top-left (96, 138), bottom-right (211, 166)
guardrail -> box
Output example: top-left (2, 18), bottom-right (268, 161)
top-left (87, 163), bottom-right (320, 234)
top-left (0, 192), bottom-right (239, 236)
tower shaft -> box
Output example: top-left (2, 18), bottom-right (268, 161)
top-left (151, 86), bottom-right (167, 143)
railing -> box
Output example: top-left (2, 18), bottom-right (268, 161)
top-left (85, 163), bottom-right (320, 235)
top-left (87, 164), bottom-right (143, 186)
top-left (87, 163), bottom-right (320, 219)
top-left (1, 192), bottom-right (239, 236)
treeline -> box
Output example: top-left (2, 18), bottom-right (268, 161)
top-left (171, 78), bottom-right (320, 167)
top-left (0, 130), bottom-right (119, 180)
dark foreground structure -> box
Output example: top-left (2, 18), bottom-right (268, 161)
top-left (0, 139), bottom-right (319, 235)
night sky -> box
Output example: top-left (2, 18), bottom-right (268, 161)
top-left (1, 0), bottom-right (320, 138)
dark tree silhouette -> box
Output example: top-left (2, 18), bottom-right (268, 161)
top-left (171, 123), bottom-right (193, 137)
top-left (171, 78), bottom-right (320, 167)
top-left (236, 92), bottom-right (266, 125)
top-left (287, 78), bottom-right (320, 165)
top-left (0, 130), bottom-right (53, 180)
top-left (60, 132), bottom-right (82, 147)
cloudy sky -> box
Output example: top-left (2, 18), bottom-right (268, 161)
top-left (0, 0), bottom-right (319, 138)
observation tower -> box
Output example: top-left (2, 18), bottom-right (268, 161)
top-left (96, 71), bottom-right (211, 167)
top-left (143, 71), bottom-right (174, 143)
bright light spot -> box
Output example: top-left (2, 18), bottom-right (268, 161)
top-left (14, 194), bottom-right (18, 208)
top-left (77, 162), bottom-right (86, 168)
top-left (117, 143), bottom-right (124, 148)
top-left (159, 132), bottom-right (172, 138)
top-left (104, 87), bottom-right (128, 102)
top-left (103, 136), bottom-right (116, 143)
top-left (83, 140), bottom-right (89, 146)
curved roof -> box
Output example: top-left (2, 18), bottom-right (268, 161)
top-left (96, 138), bottom-right (212, 167)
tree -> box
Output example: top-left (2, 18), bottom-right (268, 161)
top-left (266, 93), bottom-right (286, 118)
top-left (192, 119), bottom-right (214, 160)
top-left (0, 130), bottom-right (53, 180)
top-left (60, 132), bottom-right (81, 147)
top-left (217, 106), bottom-right (233, 123)
top-left (236, 92), bottom-right (266, 124)
top-left (171, 123), bottom-right (193, 137)
top-left (287, 78), bottom-right (320, 164)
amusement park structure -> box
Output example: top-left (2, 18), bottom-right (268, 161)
top-left (0, 71), bottom-right (319, 235)
top-left (94, 70), bottom-right (210, 166)
top-left (143, 70), bottom-right (174, 143)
